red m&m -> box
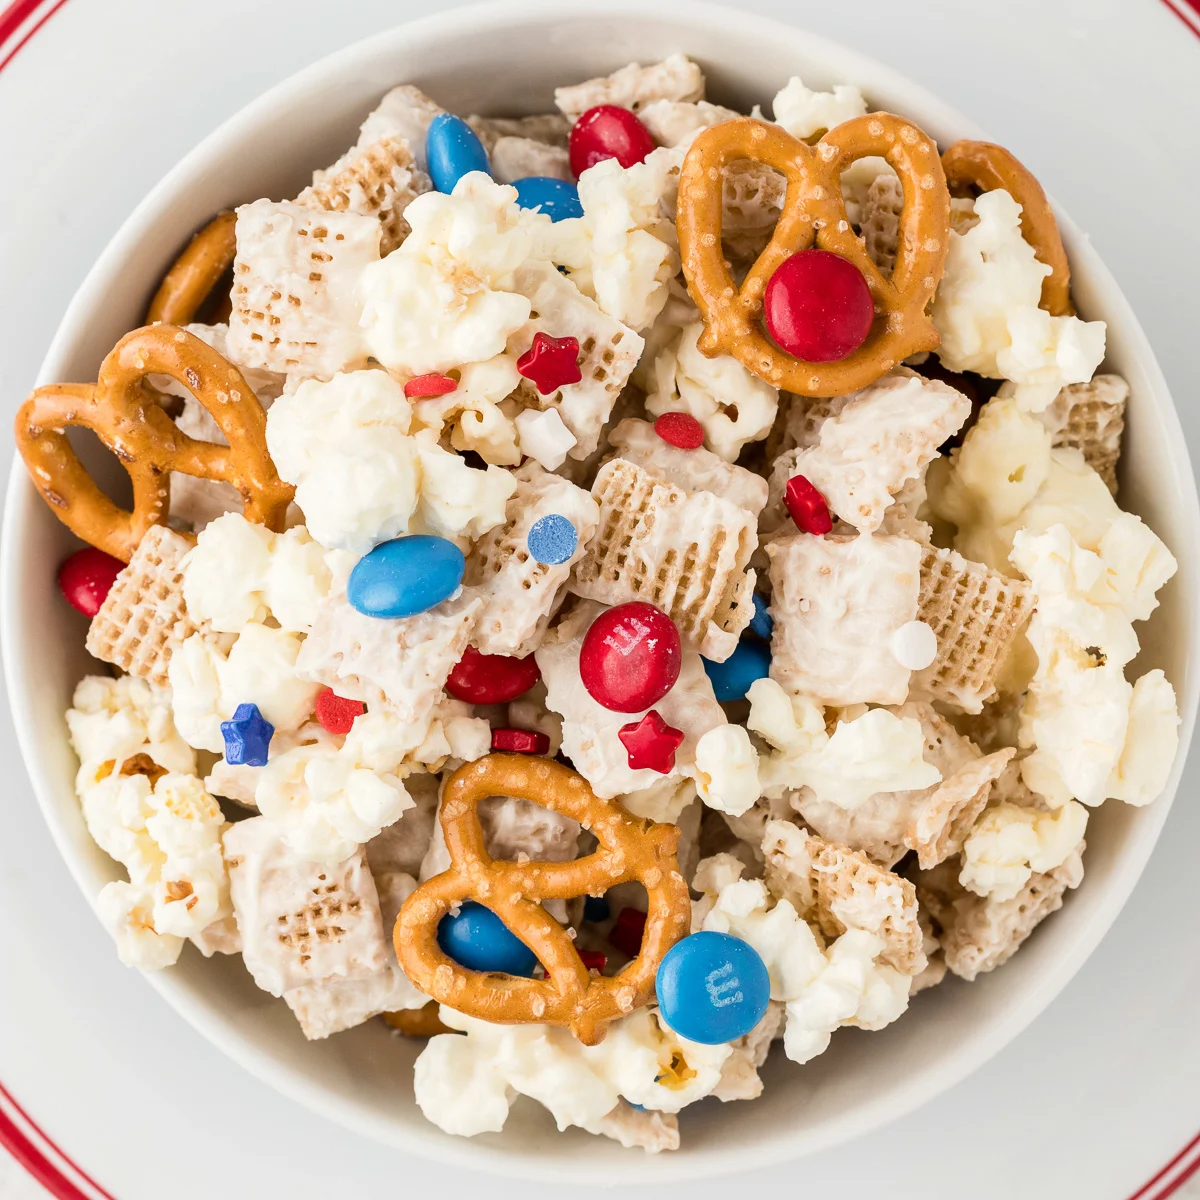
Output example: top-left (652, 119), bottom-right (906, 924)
top-left (579, 602), bottom-right (682, 713)
top-left (568, 105), bottom-right (656, 176)
top-left (446, 646), bottom-right (541, 705)
top-left (764, 248), bottom-right (874, 363)
top-left (57, 548), bottom-right (124, 617)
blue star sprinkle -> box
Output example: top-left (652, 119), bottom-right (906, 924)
top-left (220, 703), bottom-right (274, 767)
top-left (527, 513), bottom-right (578, 566)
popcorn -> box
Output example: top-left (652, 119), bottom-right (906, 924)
top-left (638, 99), bottom-right (741, 148)
top-left (693, 725), bottom-right (761, 817)
top-left (554, 54), bottom-right (705, 121)
top-left (770, 75), bottom-right (868, 140)
top-left (645, 322), bottom-right (779, 461)
top-left (959, 800), bottom-right (1089, 901)
top-left (931, 190), bottom-right (1105, 411)
top-left (410, 355), bottom-right (522, 466)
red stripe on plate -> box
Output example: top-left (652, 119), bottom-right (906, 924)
top-left (1160, 0), bottom-right (1200, 37)
top-left (0, 0), bottom-right (69, 72)
top-left (1129, 1130), bottom-right (1200, 1199)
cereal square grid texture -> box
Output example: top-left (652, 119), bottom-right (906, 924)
top-left (861, 172), bottom-right (904, 276)
top-left (298, 133), bottom-right (432, 255)
top-left (571, 457), bottom-right (757, 661)
top-left (913, 543), bottom-right (1034, 713)
top-left (85, 525), bottom-right (205, 687)
top-left (1039, 374), bottom-right (1128, 493)
top-left (224, 817), bottom-right (388, 997)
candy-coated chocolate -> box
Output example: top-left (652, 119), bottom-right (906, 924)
top-left (578, 950), bottom-right (607, 973)
top-left (491, 728), bottom-right (551, 755)
top-left (702, 638), bottom-right (771, 703)
top-left (57, 547), bottom-right (124, 617)
top-left (569, 104), bottom-right (656, 176)
top-left (512, 176), bottom-right (584, 221)
top-left (656, 931), bottom-right (771, 1044)
top-left (404, 373), bottom-right (458, 399)
top-left (579, 602), bottom-right (682, 713)
top-left (526, 513), bottom-right (578, 565)
top-left (347, 535), bottom-right (465, 619)
top-left (784, 474), bottom-right (834, 535)
top-left (426, 113), bottom-right (491, 193)
top-left (516, 332), bottom-right (583, 394)
top-left (763, 248), bottom-right (874, 363)
top-left (446, 646), bottom-right (541, 704)
top-left (653, 411), bottom-right (705, 450)
top-left (608, 906), bottom-right (647, 959)
top-left (583, 895), bottom-right (611, 923)
top-left (220, 703), bottom-right (274, 767)
top-left (315, 688), bottom-right (366, 735)
top-left (617, 710), bottom-right (685, 774)
top-left (437, 900), bottom-right (538, 976)
top-left (748, 593), bottom-right (773, 641)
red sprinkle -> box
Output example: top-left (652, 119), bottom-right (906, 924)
top-left (764, 248), bottom-right (874, 363)
top-left (608, 907), bottom-right (647, 959)
top-left (579, 602), bottom-right (682, 713)
top-left (57, 548), bottom-right (125, 618)
top-left (404, 373), bottom-right (458, 399)
top-left (516, 332), bottom-right (583, 395)
top-left (315, 688), bottom-right (366, 735)
top-left (617, 710), bottom-right (685, 774)
top-left (446, 646), bottom-right (541, 704)
top-left (491, 728), bottom-right (550, 755)
top-left (784, 474), bottom-right (834, 535)
top-left (578, 949), bottom-right (607, 973)
top-left (568, 105), bottom-right (656, 176)
top-left (653, 411), bottom-right (706, 450)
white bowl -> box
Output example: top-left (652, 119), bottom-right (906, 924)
top-left (3, 0), bottom-right (1197, 1182)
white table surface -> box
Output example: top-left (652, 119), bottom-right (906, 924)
top-left (1, 0), bottom-right (1198, 1197)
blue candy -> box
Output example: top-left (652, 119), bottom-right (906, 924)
top-left (437, 900), bottom-right (539, 976)
top-left (748, 593), bottom-right (773, 641)
top-left (655, 931), bottom-right (770, 1045)
top-left (426, 113), bottom-right (490, 193)
top-left (527, 513), bottom-right (578, 565)
top-left (348, 535), bottom-right (465, 619)
top-left (512, 176), bottom-right (584, 222)
top-left (220, 703), bottom-right (274, 767)
top-left (702, 638), bottom-right (771, 702)
top-left (583, 895), bottom-right (611, 923)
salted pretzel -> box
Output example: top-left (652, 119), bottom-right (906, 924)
top-left (15, 324), bottom-right (293, 561)
top-left (941, 140), bottom-right (1073, 316)
top-left (395, 753), bottom-right (690, 1045)
top-left (677, 114), bottom-right (951, 396)
top-left (145, 211), bottom-right (237, 326)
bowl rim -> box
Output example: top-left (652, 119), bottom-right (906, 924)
top-left (3, 0), bottom-right (1198, 1182)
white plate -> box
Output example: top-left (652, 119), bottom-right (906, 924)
top-left (1, 0), bottom-right (1199, 1196)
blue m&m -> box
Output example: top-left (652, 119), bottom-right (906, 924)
top-left (426, 113), bottom-right (491, 193)
top-left (437, 901), bottom-right (538, 976)
top-left (656, 931), bottom-right (771, 1044)
top-left (702, 638), bottom-right (771, 702)
top-left (220, 703), bottom-right (274, 767)
top-left (348, 535), bottom-right (464, 619)
top-left (527, 513), bottom-right (578, 565)
top-left (512, 176), bottom-right (584, 222)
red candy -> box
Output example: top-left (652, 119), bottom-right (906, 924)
top-left (578, 949), bottom-right (607, 973)
top-left (579, 602), bottom-right (681, 713)
top-left (516, 332), bottom-right (583, 395)
top-left (57, 548), bottom-right (124, 617)
top-left (764, 248), bottom-right (874, 363)
top-left (446, 646), bottom-right (541, 705)
top-left (608, 906), bottom-right (647, 959)
top-left (404, 373), bottom-right (458, 399)
top-left (491, 728), bottom-right (550, 755)
top-left (617, 710), bottom-right (685, 774)
top-left (785, 474), bottom-right (833, 535)
top-left (315, 688), bottom-right (366, 735)
top-left (653, 411), bottom-right (705, 450)
top-left (569, 105), bottom-right (656, 176)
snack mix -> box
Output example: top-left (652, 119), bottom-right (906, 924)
top-left (18, 54), bottom-right (1181, 1152)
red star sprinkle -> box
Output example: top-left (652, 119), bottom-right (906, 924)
top-left (517, 333), bottom-right (583, 395)
top-left (491, 728), bottom-right (551, 755)
top-left (617, 710), bottom-right (685, 774)
top-left (315, 688), bottom-right (366, 735)
top-left (653, 411), bottom-right (706, 450)
top-left (404, 373), bottom-right (458, 399)
top-left (785, 474), bottom-right (833, 535)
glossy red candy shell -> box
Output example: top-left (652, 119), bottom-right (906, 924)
top-left (578, 602), bottom-right (682, 713)
top-left (763, 248), bottom-right (874, 362)
top-left (446, 646), bottom-right (541, 705)
top-left (568, 104), bottom-right (656, 176)
top-left (56, 547), bottom-right (125, 618)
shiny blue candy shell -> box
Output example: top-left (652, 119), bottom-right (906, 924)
top-left (702, 638), bottom-right (771, 702)
top-left (426, 113), bottom-right (491, 193)
top-left (527, 513), bottom-right (578, 565)
top-left (749, 593), bottom-right (773, 641)
top-left (656, 931), bottom-right (771, 1045)
top-left (512, 176), bottom-right (584, 222)
top-left (220, 702), bottom-right (274, 767)
top-left (583, 895), bottom-right (611, 923)
top-left (437, 901), bottom-right (539, 976)
top-left (347, 535), bottom-right (465, 619)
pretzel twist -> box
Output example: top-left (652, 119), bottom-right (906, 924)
top-left (395, 754), bottom-right (691, 1045)
top-left (15, 324), bottom-right (293, 561)
top-left (145, 211), bottom-right (237, 326)
top-left (677, 114), bottom-right (951, 396)
top-left (941, 140), bottom-right (1073, 316)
